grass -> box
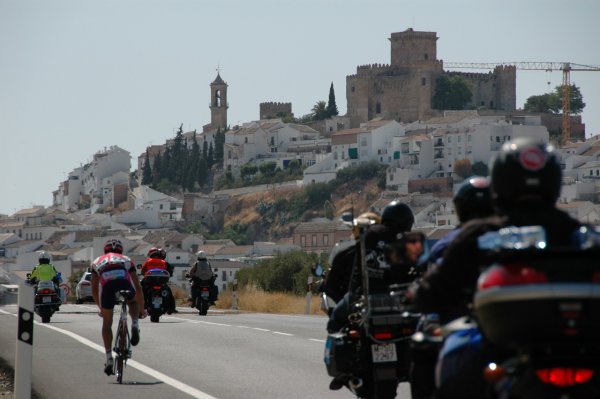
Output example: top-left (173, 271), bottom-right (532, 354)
top-left (173, 285), bottom-right (327, 315)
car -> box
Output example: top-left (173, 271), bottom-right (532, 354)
top-left (75, 271), bottom-right (93, 304)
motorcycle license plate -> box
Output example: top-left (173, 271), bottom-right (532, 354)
top-left (42, 296), bottom-right (52, 303)
top-left (152, 297), bottom-right (162, 306)
top-left (371, 343), bottom-right (397, 363)
top-left (201, 291), bottom-right (209, 299)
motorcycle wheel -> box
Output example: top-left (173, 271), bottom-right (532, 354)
top-left (150, 310), bottom-right (160, 323)
top-left (40, 308), bottom-right (52, 324)
top-left (199, 300), bottom-right (209, 316)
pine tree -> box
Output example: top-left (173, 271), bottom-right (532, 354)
top-left (152, 152), bottom-right (162, 182)
top-left (202, 139), bottom-right (208, 161)
top-left (187, 133), bottom-right (200, 191)
top-left (141, 150), bottom-right (153, 185)
top-left (208, 142), bottom-right (214, 167)
top-left (326, 82), bottom-right (339, 118)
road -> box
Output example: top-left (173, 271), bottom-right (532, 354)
top-left (0, 304), bottom-right (411, 399)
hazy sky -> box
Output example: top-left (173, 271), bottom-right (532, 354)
top-left (1, 0), bottom-right (599, 215)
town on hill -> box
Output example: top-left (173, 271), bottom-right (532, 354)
top-left (1, 29), bottom-right (599, 292)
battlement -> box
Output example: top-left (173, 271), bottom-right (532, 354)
top-left (390, 29), bottom-right (437, 41)
top-left (260, 102), bottom-right (293, 119)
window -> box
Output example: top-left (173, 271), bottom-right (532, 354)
top-left (375, 103), bottom-right (381, 114)
top-left (323, 235), bottom-right (329, 246)
top-left (351, 86), bottom-right (355, 93)
top-left (160, 204), bottom-right (163, 210)
top-left (424, 53), bottom-right (428, 60)
top-left (300, 235), bottom-right (306, 246)
top-left (447, 136), bottom-right (451, 143)
top-left (421, 77), bottom-right (426, 86)
top-left (244, 137), bottom-right (248, 143)
top-left (222, 271), bottom-right (227, 281)
top-left (389, 174), bottom-right (393, 181)
top-left (360, 138), bottom-right (367, 147)
top-left (312, 235), bottom-right (317, 246)
top-left (496, 136), bottom-right (500, 143)
top-left (176, 255), bottom-right (181, 259)
top-left (458, 136), bottom-right (461, 143)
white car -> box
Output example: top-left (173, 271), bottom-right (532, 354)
top-left (75, 271), bottom-right (93, 304)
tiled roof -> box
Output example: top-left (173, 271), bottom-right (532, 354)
top-left (215, 245), bottom-right (253, 256)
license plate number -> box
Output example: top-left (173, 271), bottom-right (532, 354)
top-left (42, 296), bottom-right (52, 303)
top-left (371, 343), bottom-right (397, 363)
top-left (201, 291), bottom-right (209, 299)
top-left (152, 297), bottom-right (162, 306)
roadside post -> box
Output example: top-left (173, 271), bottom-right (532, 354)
top-left (15, 281), bottom-right (34, 399)
top-left (231, 279), bottom-right (238, 310)
top-left (305, 276), bottom-right (313, 314)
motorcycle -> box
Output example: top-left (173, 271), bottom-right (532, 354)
top-left (409, 312), bottom-right (443, 399)
top-left (141, 268), bottom-right (172, 323)
top-left (324, 215), bottom-right (424, 399)
top-left (26, 273), bottom-right (62, 323)
top-left (187, 273), bottom-right (218, 316)
top-left (472, 225), bottom-right (600, 399)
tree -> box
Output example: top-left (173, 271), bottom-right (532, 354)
top-left (326, 82), bottom-right (339, 118)
top-left (523, 84), bottom-right (585, 115)
top-left (311, 100), bottom-right (328, 120)
top-left (433, 75), bottom-right (473, 110)
top-left (453, 158), bottom-right (472, 179)
top-left (141, 150), bottom-right (152, 185)
top-left (208, 142), bottom-right (214, 167)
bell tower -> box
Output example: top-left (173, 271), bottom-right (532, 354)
top-left (210, 72), bottom-right (228, 130)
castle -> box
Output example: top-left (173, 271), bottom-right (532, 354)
top-left (346, 28), bottom-right (516, 127)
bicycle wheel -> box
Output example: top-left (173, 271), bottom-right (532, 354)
top-left (115, 320), bottom-right (126, 384)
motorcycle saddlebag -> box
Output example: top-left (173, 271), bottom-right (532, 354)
top-left (475, 282), bottom-right (600, 348)
top-left (144, 269), bottom-right (170, 285)
top-left (324, 333), bottom-right (356, 377)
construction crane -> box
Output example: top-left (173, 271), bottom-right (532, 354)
top-left (444, 62), bottom-right (600, 146)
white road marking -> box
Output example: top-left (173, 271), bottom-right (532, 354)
top-left (236, 325), bottom-right (251, 329)
top-left (309, 338), bottom-right (326, 343)
top-left (272, 331), bottom-right (293, 336)
top-left (253, 327), bottom-right (270, 332)
top-left (0, 308), bottom-right (218, 399)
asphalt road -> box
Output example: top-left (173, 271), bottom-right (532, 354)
top-left (0, 304), bottom-right (412, 399)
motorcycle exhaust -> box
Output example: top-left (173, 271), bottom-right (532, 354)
top-left (349, 377), bottom-right (363, 391)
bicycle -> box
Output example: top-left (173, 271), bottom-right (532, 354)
top-left (113, 290), bottom-right (134, 384)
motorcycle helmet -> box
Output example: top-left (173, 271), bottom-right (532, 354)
top-left (453, 176), bottom-right (493, 224)
top-left (381, 201), bottom-right (414, 232)
top-left (103, 239), bottom-right (124, 254)
top-left (352, 211), bottom-right (381, 238)
top-left (196, 250), bottom-right (207, 261)
top-left (38, 251), bottom-right (52, 264)
top-left (490, 137), bottom-right (561, 209)
top-left (147, 247), bottom-right (161, 258)
top-left (159, 248), bottom-right (167, 260)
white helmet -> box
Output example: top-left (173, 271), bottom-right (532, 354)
top-left (38, 251), bottom-right (52, 263)
top-left (196, 250), bottom-right (207, 260)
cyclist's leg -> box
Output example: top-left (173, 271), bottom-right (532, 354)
top-left (99, 281), bottom-right (118, 375)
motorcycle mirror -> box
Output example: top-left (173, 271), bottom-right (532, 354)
top-left (311, 263), bottom-right (324, 277)
top-left (340, 210), bottom-right (354, 226)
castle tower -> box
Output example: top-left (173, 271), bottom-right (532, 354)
top-left (210, 72), bottom-right (228, 130)
top-left (390, 28), bottom-right (439, 71)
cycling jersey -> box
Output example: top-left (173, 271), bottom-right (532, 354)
top-left (91, 252), bottom-right (136, 286)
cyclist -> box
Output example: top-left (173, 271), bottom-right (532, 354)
top-left (91, 239), bottom-right (146, 375)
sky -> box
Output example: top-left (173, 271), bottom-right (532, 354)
top-left (1, 0), bottom-right (599, 215)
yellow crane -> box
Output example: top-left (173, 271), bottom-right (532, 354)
top-left (444, 62), bottom-right (600, 146)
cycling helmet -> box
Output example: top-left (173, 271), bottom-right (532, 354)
top-left (196, 250), bottom-right (207, 261)
top-left (38, 251), bottom-right (51, 264)
top-left (381, 201), bottom-right (414, 232)
top-left (490, 137), bottom-right (561, 209)
top-left (453, 176), bottom-right (493, 223)
top-left (103, 239), bottom-right (124, 254)
top-left (147, 247), bottom-right (161, 258)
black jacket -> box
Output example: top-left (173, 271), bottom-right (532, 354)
top-left (412, 205), bottom-right (582, 323)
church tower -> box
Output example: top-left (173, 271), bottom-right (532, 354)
top-left (210, 72), bottom-right (228, 130)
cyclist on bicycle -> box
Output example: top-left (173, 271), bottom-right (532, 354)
top-left (91, 238), bottom-right (146, 375)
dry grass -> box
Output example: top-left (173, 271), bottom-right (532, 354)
top-left (175, 284), bottom-right (326, 315)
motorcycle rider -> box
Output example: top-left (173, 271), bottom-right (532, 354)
top-left (188, 250), bottom-right (218, 306)
top-left (140, 247), bottom-right (176, 314)
top-left (410, 176), bottom-right (493, 399)
top-left (30, 251), bottom-right (61, 288)
top-left (410, 137), bottom-right (583, 398)
top-left (91, 239), bottom-right (145, 376)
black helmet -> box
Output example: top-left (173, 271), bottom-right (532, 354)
top-left (490, 137), bottom-right (561, 209)
top-left (453, 176), bottom-right (493, 223)
top-left (381, 201), bottom-right (414, 232)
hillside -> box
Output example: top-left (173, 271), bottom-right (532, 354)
top-left (221, 179), bottom-right (384, 242)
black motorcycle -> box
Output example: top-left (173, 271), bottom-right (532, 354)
top-left (141, 268), bottom-right (172, 323)
top-left (26, 275), bottom-right (62, 323)
top-left (188, 274), bottom-right (218, 316)
top-left (473, 225), bottom-right (600, 399)
top-left (324, 216), bottom-right (424, 399)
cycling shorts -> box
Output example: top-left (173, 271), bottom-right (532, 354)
top-left (100, 279), bottom-right (136, 310)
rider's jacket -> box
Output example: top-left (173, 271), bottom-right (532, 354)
top-left (412, 205), bottom-right (582, 324)
top-left (31, 263), bottom-right (58, 282)
top-left (141, 257), bottom-right (168, 276)
top-left (91, 252), bottom-right (136, 286)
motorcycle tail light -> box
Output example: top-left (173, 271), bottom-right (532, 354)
top-left (372, 328), bottom-right (393, 340)
top-left (478, 263), bottom-right (548, 290)
top-left (201, 287), bottom-right (209, 291)
top-left (38, 289), bottom-right (53, 295)
top-left (483, 363), bottom-right (506, 382)
top-left (536, 368), bottom-right (594, 387)
top-left (592, 271), bottom-right (600, 282)
top-left (348, 329), bottom-right (361, 339)
top-left (152, 285), bottom-right (162, 290)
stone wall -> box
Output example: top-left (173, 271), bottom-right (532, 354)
top-left (260, 102), bottom-right (293, 119)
